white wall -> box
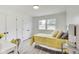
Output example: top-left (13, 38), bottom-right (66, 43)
top-left (66, 7), bottom-right (79, 25)
top-left (32, 12), bottom-right (66, 34)
top-left (0, 12), bottom-right (32, 41)
top-left (0, 14), bottom-right (5, 33)
top-left (6, 15), bottom-right (16, 41)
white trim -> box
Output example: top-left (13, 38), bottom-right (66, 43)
top-left (34, 43), bottom-right (62, 52)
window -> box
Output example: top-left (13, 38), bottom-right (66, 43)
top-left (47, 19), bottom-right (56, 30)
top-left (38, 20), bottom-right (46, 30)
top-left (38, 19), bottom-right (56, 30)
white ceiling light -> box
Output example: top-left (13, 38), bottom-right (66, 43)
top-left (33, 5), bottom-right (39, 10)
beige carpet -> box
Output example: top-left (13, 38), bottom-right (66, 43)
top-left (18, 39), bottom-right (49, 54)
top-left (18, 39), bottom-right (62, 54)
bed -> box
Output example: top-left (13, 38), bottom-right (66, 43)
top-left (30, 33), bottom-right (68, 53)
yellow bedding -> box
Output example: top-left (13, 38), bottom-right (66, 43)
top-left (31, 33), bottom-right (68, 53)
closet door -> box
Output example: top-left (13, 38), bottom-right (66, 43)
top-left (16, 16), bottom-right (23, 41)
top-left (6, 16), bottom-right (16, 41)
top-left (23, 16), bottom-right (32, 40)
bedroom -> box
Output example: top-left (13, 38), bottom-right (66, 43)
top-left (0, 5), bottom-right (79, 54)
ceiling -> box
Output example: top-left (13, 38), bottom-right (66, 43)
top-left (0, 5), bottom-right (78, 16)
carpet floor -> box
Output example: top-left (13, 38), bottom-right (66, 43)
top-left (18, 39), bottom-right (62, 54)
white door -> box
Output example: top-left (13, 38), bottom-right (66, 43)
top-left (5, 16), bottom-right (32, 41)
top-left (16, 16), bottom-right (23, 41)
top-left (23, 16), bottom-right (32, 40)
top-left (6, 16), bottom-right (16, 41)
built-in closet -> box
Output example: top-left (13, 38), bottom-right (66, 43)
top-left (0, 14), bottom-right (32, 41)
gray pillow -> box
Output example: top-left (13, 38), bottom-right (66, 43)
top-left (61, 33), bottom-right (68, 39)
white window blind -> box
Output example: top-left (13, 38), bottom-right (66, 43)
top-left (38, 19), bottom-right (56, 30)
top-left (38, 20), bottom-right (46, 30)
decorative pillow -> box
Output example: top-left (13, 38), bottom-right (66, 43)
top-left (61, 33), bottom-right (68, 39)
top-left (11, 38), bottom-right (21, 45)
top-left (52, 31), bottom-right (59, 37)
top-left (56, 31), bottom-right (63, 38)
top-left (10, 39), bottom-right (18, 44)
top-left (0, 33), bottom-right (5, 39)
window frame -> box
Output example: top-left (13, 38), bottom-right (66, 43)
top-left (38, 19), bottom-right (56, 30)
top-left (38, 20), bottom-right (46, 30)
top-left (46, 19), bottom-right (56, 30)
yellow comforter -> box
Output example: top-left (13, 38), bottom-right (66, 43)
top-left (31, 33), bottom-right (68, 52)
